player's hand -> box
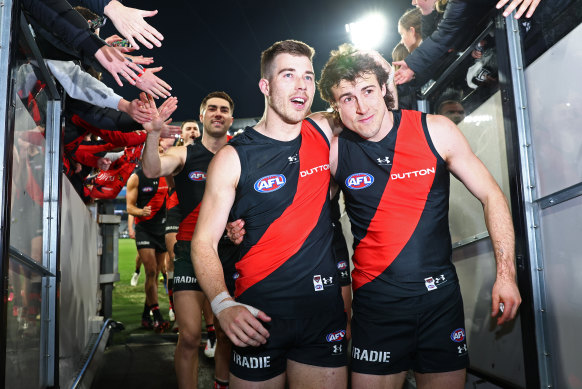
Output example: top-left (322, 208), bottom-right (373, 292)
top-left (129, 230), bottom-right (135, 239)
top-left (496, 0), bottom-right (541, 19)
top-left (217, 305), bottom-right (271, 347)
top-left (142, 205), bottom-right (152, 217)
top-left (393, 61), bottom-right (415, 85)
top-left (226, 219), bottom-right (246, 245)
top-left (491, 278), bottom-right (521, 325)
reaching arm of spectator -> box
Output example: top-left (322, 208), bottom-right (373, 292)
top-left (103, 0), bottom-right (164, 50)
top-left (135, 67), bottom-right (172, 99)
top-left (66, 98), bottom-right (143, 132)
top-left (45, 59), bottom-right (122, 110)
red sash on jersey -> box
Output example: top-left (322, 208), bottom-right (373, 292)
top-left (235, 120), bottom-right (330, 297)
top-left (352, 110), bottom-right (437, 290)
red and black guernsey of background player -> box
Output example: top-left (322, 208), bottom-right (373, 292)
top-left (172, 140), bottom-right (215, 242)
top-left (134, 168), bottom-right (168, 236)
top-left (228, 119), bottom-right (343, 318)
top-left (335, 110), bottom-right (458, 313)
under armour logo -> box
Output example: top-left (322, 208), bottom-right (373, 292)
top-left (288, 154), bottom-right (299, 164)
top-left (323, 277), bottom-right (333, 284)
top-left (376, 156), bottom-right (391, 165)
top-left (333, 345), bottom-right (343, 354)
top-left (458, 344), bottom-right (467, 354)
top-left (340, 271), bottom-right (348, 278)
top-left (435, 274), bottom-right (446, 283)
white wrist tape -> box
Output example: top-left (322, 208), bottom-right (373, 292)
top-left (211, 291), bottom-right (259, 317)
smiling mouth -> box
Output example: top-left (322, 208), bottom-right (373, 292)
top-left (291, 97), bottom-right (307, 107)
top-left (359, 114), bottom-right (374, 123)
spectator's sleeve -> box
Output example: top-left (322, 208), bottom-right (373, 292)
top-left (68, 0), bottom-right (110, 16)
top-left (21, 0), bottom-right (105, 59)
top-left (46, 60), bottom-right (122, 110)
top-left (66, 98), bottom-right (143, 132)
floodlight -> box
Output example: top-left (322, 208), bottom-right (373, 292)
top-left (345, 13), bottom-right (387, 50)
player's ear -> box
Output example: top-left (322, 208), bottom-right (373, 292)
top-left (259, 78), bottom-right (270, 96)
top-left (381, 82), bottom-right (387, 97)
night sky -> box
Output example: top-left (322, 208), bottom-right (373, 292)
top-left (102, 0), bottom-right (413, 121)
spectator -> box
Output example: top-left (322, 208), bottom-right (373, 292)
top-left (394, 0), bottom-right (545, 85)
top-left (398, 8), bottom-right (423, 53)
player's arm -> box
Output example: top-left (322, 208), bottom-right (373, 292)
top-left (192, 145), bottom-right (271, 347)
top-left (428, 114), bottom-right (521, 325)
top-left (127, 213), bottom-right (136, 239)
top-left (142, 129), bottom-right (185, 178)
top-left (125, 173), bottom-right (145, 216)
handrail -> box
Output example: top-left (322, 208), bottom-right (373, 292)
top-left (69, 318), bottom-right (116, 389)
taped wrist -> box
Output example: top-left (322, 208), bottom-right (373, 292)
top-left (211, 291), bottom-right (259, 317)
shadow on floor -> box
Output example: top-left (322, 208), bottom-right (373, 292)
top-left (91, 332), bottom-right (215, 389)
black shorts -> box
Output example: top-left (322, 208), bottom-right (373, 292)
top-left (351, 283), bottom-right (469, 375)
top-left (173, 240), bottom-right (236, 294)
top-left (135, 226), bottom-right (167, 253)
top-left (165, 207), bottom-right (180, 233)
top-left (230, 310), bottom-right (348, 381)
top-left (173, 240), bottom-right (202, 292)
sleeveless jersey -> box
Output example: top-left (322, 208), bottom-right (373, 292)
top-left (335, 110), bottom-right (458, 309)
top-left (134, 168), bottom-right (168, 235)
top-left (167, 188), bottom-right (179, 211)
top-left (229, 119), bottom-right (342, 318)
top-left (173, 141), bottom-right (213, 242)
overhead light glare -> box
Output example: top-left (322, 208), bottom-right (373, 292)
top-left (345, 13), bottom-right (387, 50)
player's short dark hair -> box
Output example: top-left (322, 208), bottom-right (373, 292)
top-left (199, 91), bottom-right (234, 115)
top-left (260, 40), bottom-right (315, 80)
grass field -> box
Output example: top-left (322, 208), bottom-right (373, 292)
top-left (111, 239), bottom-right (172, 344)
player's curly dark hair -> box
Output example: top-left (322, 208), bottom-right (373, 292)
top-left (318, 44), bottom-right (395, 122)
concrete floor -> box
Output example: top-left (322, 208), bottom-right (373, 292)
top-left (91, 333), bottom-right (216, 389)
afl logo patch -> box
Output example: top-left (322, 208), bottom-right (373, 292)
top-left (142, 186), bottom-right (154, 192)
top-left (189, 171), bottom-right (206, 181)
top-left (450, 328), bottom-right (466, 342)
top-left (346, 173), bottom-right (374, 190)
top-left (337, 260), bottom-right (348, 270)
top-left (254, 174), bottom-right (286, 193)
top-left (326, 330), bottom-right (346, 342)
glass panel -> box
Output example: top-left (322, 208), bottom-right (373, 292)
top-left (522, 0), bottom-right (582, 66)
top-left (10, 50), bottom-right (48, 264)
top-left (423, 28), bottom-right (511, 244)
top-left (525, 22), bottom-right (582, 198)
top-left (5, 257), bottom-right (42, 389)
top-left (539, 195), bottom-right (582, 389)
top-left (454, 240), bottom-right (525, 387)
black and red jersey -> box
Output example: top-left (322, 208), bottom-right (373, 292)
top-left (173, 141), bottom-right (214, 242)
top-left (228, 119), bottom-right (342, 318)
top-left (134, 168), bottom-right (168, 235)
top-left (167, 188), bottom-right (179, 211)
top-left (335, 110), bottom-right (457, 309)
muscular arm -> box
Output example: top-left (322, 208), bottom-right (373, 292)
top-left (141, 131), bottom-right (185, 178)
top-left (428, 114), bottom-right (521, 324)
top-left (191, 146), bottom-right (270, 347)
top-left (125, 173), bottom-right (149, 217)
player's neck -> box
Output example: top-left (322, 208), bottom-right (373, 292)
top-left (201, 133), bottom-right (228, 154)
top-left (254, 106), bottom-right (303, 142)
